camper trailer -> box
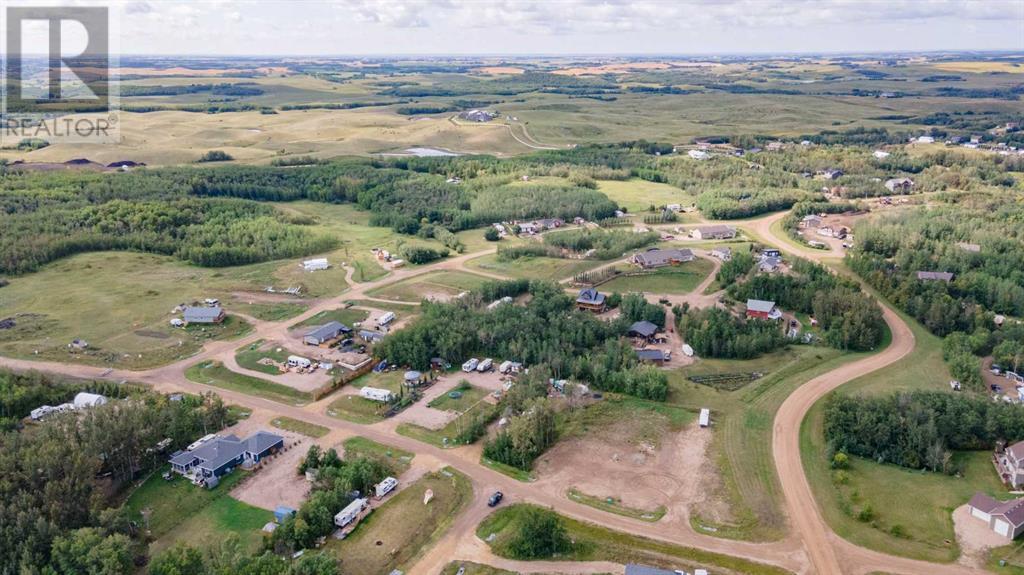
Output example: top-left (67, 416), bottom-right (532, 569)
top-left (462, 358), bottom-right (479, 372)
top-left (360, 387), bottom-right (394, 403)
top-left (334, 498), bottom-right (368, 528)
top-left (287, 355), bottom-right (312, 369)
top-left (377, 312), bottom-right (396, 327)
top-left (699, 408), bottom-right (711, 428)
top-left (375, 477), bottom-right (398, 499)
top-left (477, 358), bottom-right (494, 372)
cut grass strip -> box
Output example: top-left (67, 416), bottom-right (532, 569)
top-left (481, 456), bottom-right (535, 483)
top-left (270, 416), bottom-right (329, 438)
top-left (478, 503), bottom-right (791, 575)
top-left (342, 436), bottom-right (414, 474)
top-left (185, 360), bottom-right (311, 406)
top-left (567, 488), bottom-right (666, 522)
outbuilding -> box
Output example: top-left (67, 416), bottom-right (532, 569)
top-left (304, 321), bottom-right (350, 345)
top-left (184, 306), bottom-right (225, 324)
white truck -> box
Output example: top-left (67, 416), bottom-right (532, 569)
top-left (477, 358), bottom-right (493, 372)
top-left (462, 358), bottom-right (479, 372)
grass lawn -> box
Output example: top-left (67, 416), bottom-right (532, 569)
top-left (669, 344), bottom-right (874, 541)
top-left (597, 178), bottom-right (696, 213)
top-left (346, 299), bottom-right (422, 313)
top-left (0, 251), bottom-right (258, 369)
top-left (598, 258), bottom-right (715, 295)
top-left (558, 395), bottom-right (695, 445)
top-left (427, 381), bottom-right (489, 412)
top-left (185, 360), bottom-right (311, 406)
top-left (327, 371), bottom-right (409, 424)
top-left (235, 302), bottom-right (308, 322)
top-left (341, 436), bottom-right (414, 474)
top-left (801, 398), bottom-right (1007, 563)
top-left (126, 468), bottom-right (269, 555)
top-left (481, 456), bottom-right (536, 482)
top-left (366, 270), bottom-right (492, 303)
top-left (327, 468), bottom-right (472, 575)
top-left (465, 253), bottom-right (604, 282)
top-left (235, 340), bottom-right (293, 375)
top-left (397, 400), bottom-right (500, 448)
top-left (988, 541), bottom-right (1024, 574)
top-left (568, 488), bottom-right (666, 522)
top-left (270, 416), bottom-right (329, 438)
top-left (478, 504), bottom-right (790, 575)
top-left (292, 307), bottom-right (369, 329)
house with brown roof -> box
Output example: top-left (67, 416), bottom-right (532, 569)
top-left (967, 492), bottom-right (1024, 539)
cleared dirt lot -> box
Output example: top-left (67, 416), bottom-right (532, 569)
top-left (229, 427), bottom-right (311, 511)
top-left (952, 504), bottom-right (1010, 568)
top-left (533, 417), bottom-right (713, 524)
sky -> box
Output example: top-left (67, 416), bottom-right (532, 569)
top-left (7, 0), bottom-right (1024, 56)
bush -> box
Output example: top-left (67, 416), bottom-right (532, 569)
top-left (484, 228), bottom-right (500, 241)
top-left (504, 507), bottom-right (572, 559)
top-left (197, 150), bottom-right (234, 162)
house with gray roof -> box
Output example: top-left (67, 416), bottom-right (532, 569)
top-left (632, 248), bottom-right (694, 269)
top-left (997, 440), bottom-right (1024, 489)
top-left (358, 329), bottom-right (385, 343)
top-left (169, 431), bottom-right (283, 484)
top-left (183, 305), bottom-right (225, 324)
top-left (691, 224), bottom-right (737, 240)
top-left (304, 321), bottom-right (350, 345)
top-left (635, 349), bottom-right (669, 365)
top-left (711, 246), bottom-right (732, 261)
top-left (576, 288), bottom-right (607, 312)
top-left (628, 320), bottom-right (659, 340)
top-left (968, 492), bottom-right (1024, 539)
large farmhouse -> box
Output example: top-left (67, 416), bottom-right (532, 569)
top-left (632, 247), bottom-right (694, 269)
top-left (169, 431), bottom-right (283, 485)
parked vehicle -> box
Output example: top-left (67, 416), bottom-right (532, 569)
top-left (477, 358), bottom-right (493, 372)
top-left (462, 358), bottom-right (479, 372)
top-left (488, 491), bottom-right (503, 507)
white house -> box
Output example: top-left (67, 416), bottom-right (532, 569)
top-left (302, 258), bottom-right (330, 272)
top-left (360, 387), bottom-right (394, 403)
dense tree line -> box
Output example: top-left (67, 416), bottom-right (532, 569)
top-left (0, 370), bottom-right (234, 574)
top-left (269, 446), bottom-right (390, 554)
top-left (695, 188), bottom-right (815, 219)
top-left (715, 250), bottom-right (755, 288)
top-left (824, 391), bottom-right (1024, 474)
top-left (483, 397), bottom-right (557, 470)
top-left (543, 229), bottom-right (659, 260)
top-left (376, 281), bottom-right (668, 400)
top-left (677, 307), bottom-right (787, 359)
top-left (150, 538), bottom-right (339, 575)
top-left (729, 258), bottom-right (885, 351)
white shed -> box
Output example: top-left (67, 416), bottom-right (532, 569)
top-left (699, 408), bottom-right (711, 428)
top-left (73, 392), bottom-right (108, 409)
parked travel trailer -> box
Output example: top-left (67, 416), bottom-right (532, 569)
top-left (462, 358), bottom-right (479, 372)
top-left (498, 360), bottom-right (513, 374)
top-left (477, 358), bottom-right (493, 372)
top-left (360, 387), bottom-right (394, 403)
top-left (287, 355), bottom-right (312, 368)
top-left (375, 476), bottom-right (398, 499)
top-left (334, 498), bottom-right (368, 528)
top-left (377, 312), bottom-right (396, 327)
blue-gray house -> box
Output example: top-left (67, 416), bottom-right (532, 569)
top-left (170, 431), bottom-right (284, 482)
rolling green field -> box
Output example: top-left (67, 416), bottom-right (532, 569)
top-left (367, 270), bottom-right (493, 303)
top-left (465, 253), bottom-right (605, 281)
top-left (598, 258), bottom-right (715, 294)
top-left (0, 252), bottom-right (261, 369)
top-left (597, 178), bottom-right (696, 213)
top-left (326, 468), bottom-right (472, 575)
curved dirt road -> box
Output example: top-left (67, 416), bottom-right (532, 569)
top-left (748, 212), bottom-right (986, 575)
